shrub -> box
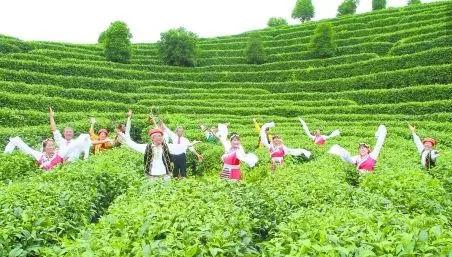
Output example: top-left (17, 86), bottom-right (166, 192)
top-left (245, 34), bottom-right (266, 64)
top-left (102, 21), bottom-right (132, 63)
top-left (338, 0), bottom-right (359, 16)
top-left (267, 17), bottom-right (288, 27)
top-left (309, 23), bottom-right (337, 58)
top-left (158, 27), bottom-right (198, 67)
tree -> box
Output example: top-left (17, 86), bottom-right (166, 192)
top-left (337, 0), bottom-right (359, 17)
top-left (267, 17), bottom-right (288, 27)
top-left (308, 23), bottom-right (337, 58)
top-left (245, 34), bottom-right (266, 65)
top-left (292, 0), bottom-right (314, 22)
top-left (102, 21), bottom-right (132, 63)
top-left (372, 0), bottom-right (386, 10)
top-left (159, 27), bottom-right (198, 67)
top-left (408, 0), bottom-right (421, 5)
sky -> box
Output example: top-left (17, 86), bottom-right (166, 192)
top-left (0, 0), bottom-right (439, 43)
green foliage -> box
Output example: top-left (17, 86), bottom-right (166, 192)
top-left (292, 0), bottom-right (315, 22)
top-left (408, 0), bottom-right (422, 5)
top-left (0, 149), bottom-right (143, 256)
top-left (0, 1), bottom-right (451, 256)
top-left (267, 17), bottom-right (288, 27)
top-left (0, 36), bottom-right (33, 54)
top-left (102, 21), bottom-right (132, 63)
top-left (158, 27), bottom-right (198, 67)
top-left (373, 0), bottom-right (387, 10)
top-left (337, 0), bottom-right (359, 16)
top-left (245, 34), bottom-right (266, 64)
top-left (308, 23), bottom-right (337, 58)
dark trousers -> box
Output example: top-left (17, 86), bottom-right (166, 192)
top-left (171, 153), bottom-right (187, 177)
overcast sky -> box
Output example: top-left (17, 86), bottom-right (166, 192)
top-left (0, 0), bottom-right (439, 43)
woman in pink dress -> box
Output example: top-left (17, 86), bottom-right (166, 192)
top-left (328, 125), bottom-right (387, 173)
top-left (299, 117), bottom-right (340, 146)
top-left (260, 122), bottom-right (311, 171)
top-left (217, 123), bottom-right (258, 181)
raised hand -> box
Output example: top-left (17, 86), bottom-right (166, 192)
top-left (49, 107), bottom-right (55, 117)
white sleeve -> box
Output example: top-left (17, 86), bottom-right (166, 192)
top-left (117, 132), bottom-right (146, 154)
top-left (6, 137), bottom-right (42, 161)
top-left (236, 146), bottom-right (258, 167)
top-left (164, 125), bottom-right (177, 141)
top-left (324, 129), bottom-right (340, 140)
top-left (217, 123), bottom-right (228, 141)
top-left (299, 118), bottom-right (315, 140)
top-left (412, 133), bottom-right (424, 154)
top-left (220, 138), bottom-right (231, 153)
top-left (59, 134), bottom-right (91, 159)
top-left (284, 146), bottom-right (311, 159)
top-left (53, 130), bottom-right (65, 147)
top-left (431, 150), bottom-right (439, 160)
top-left (185, 138), bottom-right (196, 153)
top-left (260, 122), bottom-right (274, 149)
top-left (329, 144), bottom-right (356, 164)
top-left (369, 125), bottom-right (387, 160)
top-left (217, 123), bottom-right (230, 152)
top-left (125, 116), bottom-right (131, 139)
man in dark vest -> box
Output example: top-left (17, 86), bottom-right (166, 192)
top-left (409, 124), bottom-right (439, 169)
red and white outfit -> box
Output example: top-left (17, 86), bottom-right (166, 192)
top-left (3, 136), bottom-right (89, 171)
top-left (299, 118), bottom-right (340, 145)
top-left (218, 123), bottom-right (258, 181)
top-left (328, 125), bottom-right (387, 173)
top-left (261, 122), bottom-right (311, 165)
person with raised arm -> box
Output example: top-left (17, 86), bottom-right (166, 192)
top-left (409, 124), bottom-right (439, 169)
top-left (159, 118), bottom-right (203, 179)
top-left (217, 123), bottom-right (258, 181)
top-left (200, 124), bottom-right (219, 144)
top-left (260, 122), bottom-right (311, 171)
top-left (49, 107), bottom-right (91, 161)
top-left (299, 117), bottom-right (340, 146)
top-left (4, 135), bottom-right (91, 171)
top-left (253, 118), bottom-right (272, 149)
top-left (89, 117), bottom-right (113, 154)
top-left (116, 113), bottom-right (173, 179)
top-left (328, 125), bottom-right (387, 173)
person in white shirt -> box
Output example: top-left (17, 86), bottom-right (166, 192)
top-left (49, 107), bottom-right (91, 161)
top-left (299, 117), bottom-right (340, 146)
top-left (161, 122), bottom-right (203, 178)
top-left (409, 124), bottom-right (439, 169)
top-left (117, 113), bottom-right (172, 179)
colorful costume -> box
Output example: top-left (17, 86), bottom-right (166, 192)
top-left (260, 122), bottom-right (311, 166)
top-left (218, 123), bottom-right (258, 181)
top-left (328, 125), bottom-right (387, 173)
top-left (299, 118), bottom-right (340, 145)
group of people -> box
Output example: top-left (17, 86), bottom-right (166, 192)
top-left (3, 109), bottom-right (440, 181)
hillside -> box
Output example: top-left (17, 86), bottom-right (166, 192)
top-left (0, 1), bottom-right (451, 256)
